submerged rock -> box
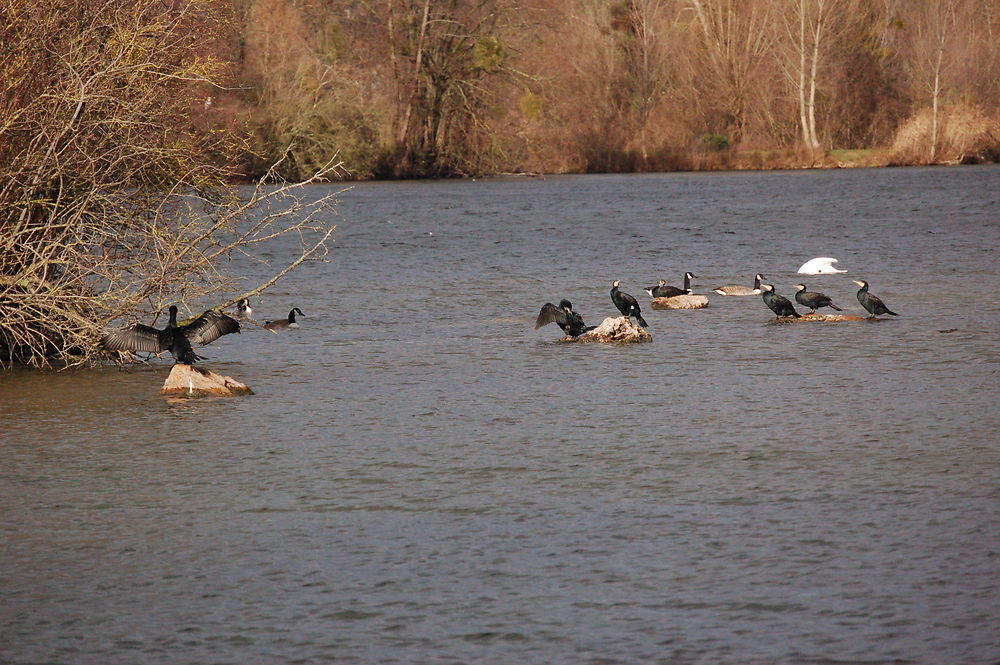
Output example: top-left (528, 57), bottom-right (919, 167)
top-left (160, 363), bottom-right (254, 397)
top-left (565, 316), bottom-right (652, 344)
top-left (769, 313), bottom-right (867, 323)
top-left (651, 294), bottom-right (710, 310)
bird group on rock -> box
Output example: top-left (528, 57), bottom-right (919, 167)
top-left (101, 299), bottom-right (304, 365)
top-left (535, 280), bottom-right (653, 338)
top-left (535, 269), bottom-right (899, 338)
top-left (759, 280), bottom-right (896, 320)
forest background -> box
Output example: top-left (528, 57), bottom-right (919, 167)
top-left (226, 0), bottom-right (1000, 179)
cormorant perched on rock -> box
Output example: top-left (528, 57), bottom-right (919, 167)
top-left (101, 305), bottom-right (241, 364)
top-left (644, 272), bottom-right (696, 298)
top-left (264, 307), bottom-right (304, 330)
top-left (535, 299), bottom-right (592, 337)
top-left (760, 284), bottom-right (801, 318)
top-left (793, 284), bottom-right (843, 314)
top-left (853, 281), bottom-right (898, 319)
top-left (611, 280), bottom-right (649, 327)
top-left (713, 273), bottom-right (764, 296)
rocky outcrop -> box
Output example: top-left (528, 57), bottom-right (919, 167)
top-left (769, 313), bottom-right (867, 323)
top-left (564, 316), bottom-right (652, 344)
top-left (651, 294), bottom-right (710, 309)
top-left (160, 363), bottom-right (254, 397)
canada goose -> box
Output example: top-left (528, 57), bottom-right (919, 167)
top-left (101, 305), bottom-right (240, 364)
top-left (645, 272), bottom-right (696, 298)
top-left (264, 307), bottom-right (304, 330)
top-left (535, 299), bottom-right (592, 337)
top-left (713, 273), bottom-right (764, 296)
top-left (793, 284), bottom-right (843, 314)
top-left (853, 281), bottom-right (898, 319)
top-left (234, 298), bottom-right (253, 321)
top-left (760, 284), bottom-right (801, 318)
top-left (611, 280), bottom-right (649, 327)
top-left (797, 257), bottom-right (847, 274)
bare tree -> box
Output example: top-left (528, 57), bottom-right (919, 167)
top-left (0, 0), bottom-right (341, 368)
top-left (778, 0), bottom-right (847, 156)
top-left (687, 0), bottom-right (774, 146)
top-left (617, 0), bottom-right (672, 165)
top-left (900, 0), bottom-right (961, 162)
top-left (381, 0), bottom-right (520, 177)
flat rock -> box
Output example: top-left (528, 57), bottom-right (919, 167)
top-left (564, 316), bottom-right (652, 344)
top-left (769, 313), bottom-right (867, 323)
top-left (651, 294), bottom-right (710, 309)
top-left (160, 363), bottom-right (254, 397)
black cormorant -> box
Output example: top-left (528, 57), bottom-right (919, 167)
top-left (101, 305), bottom-right (241, 364)
top-left (713, 273), bottom-right (764, 296)
top-left (853, 281), bottom-right (898, 319)
top-left (760, 284), bottom-right (801, 318)
top-left (644, 272), bottom-right (696, 298)
top-left (793, 284), bottom-right (843, 314)
top-left (264, 307), bottom-right (304, 330)
top-left (611, 280), bottom-right (649, 327)
top-left (535, 299), bottom-right (592, 337)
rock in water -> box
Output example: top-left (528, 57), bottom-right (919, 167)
top-left (160, 363), bottom-right (253, 397)
top-left (568, 316), bottom-right (652, 344)
top-left (769, 313), bottom-right (866, 324)
top-left (651, 294), bottom-right (709, 309)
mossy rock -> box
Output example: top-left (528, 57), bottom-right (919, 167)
top-left (161, 363), bottom-right (253, 397)
top-left (562, 316), bottom-right (652, 344)
top-left (651, 294), bottom-right (709, 310)
top-left (769, 313), bottom-right (867, 323)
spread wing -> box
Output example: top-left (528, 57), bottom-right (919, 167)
top-left (101, 324), bottom-right (168, 354)
top-left (535, 302), bottom-right (569, 329)
top-left (181, 310), bottom-right (241, 345)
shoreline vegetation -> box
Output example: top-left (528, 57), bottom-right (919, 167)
top-left (219, 0), bottom-right (999, 181)
top-left (1, 0), bottom-right (998, 367)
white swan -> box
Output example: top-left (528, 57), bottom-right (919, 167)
top-left (797, 257), bottom-right (846, 274)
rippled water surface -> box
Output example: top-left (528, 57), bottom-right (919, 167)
top-left (2, 167), bottom-right (999, 665)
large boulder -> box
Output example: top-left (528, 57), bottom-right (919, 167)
top-left (160, 363), bottom-right (254, 397)
top-left (566, 316), bottom-right (652, 344)
top-left (651, 294), bottom-right (709, 309)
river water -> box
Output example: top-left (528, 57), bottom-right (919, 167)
top-left (1, 167), bottom-right (998, 664)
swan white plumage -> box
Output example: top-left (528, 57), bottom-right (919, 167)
top-left (797, 257), bottom-right (846, 274)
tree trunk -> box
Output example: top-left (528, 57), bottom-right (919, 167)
top-left (807, 7), bottom-right (823, 151)
top-left (930, 42), bottom-right (943, 162)
top-left (798, 1), bottom-right (811, 148)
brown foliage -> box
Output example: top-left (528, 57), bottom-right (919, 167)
top-left (223, 0), bottom-right (1000, 175)
top-left (889, 104), bottom-right (1000, 164)
top-left (0, 0), bottom-right (340, 367)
